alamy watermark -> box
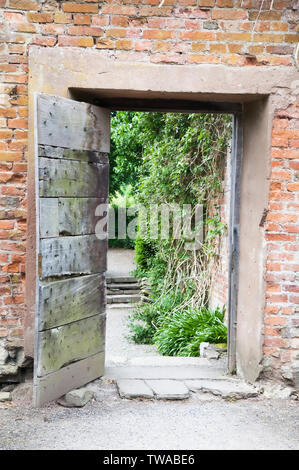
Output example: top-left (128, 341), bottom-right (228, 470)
top-left (95, 203), bottom-right (204, 251)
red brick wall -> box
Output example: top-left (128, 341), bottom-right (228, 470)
top-left (0, 0), bottom-right (298, 385)
top-left (264, 102), bottom-right (299, 383)
top-left (209, 148), bottom-right (230, 316)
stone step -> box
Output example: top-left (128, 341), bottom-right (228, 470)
top-left (107, 294), bottom-right (141, 304)
top-left (107, 289), bottom-right (140, 296)
top-left (106, 276), bottom-right (137, 284)
top-left (106, 286), bottom-right (140, 294)
top-left (107, 283), bottom-right (139, 290)
top-left (107, 303), bottom-right (137, 309)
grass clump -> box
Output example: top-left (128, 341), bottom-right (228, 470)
top-left (154, 305), bottom-right (227, 357)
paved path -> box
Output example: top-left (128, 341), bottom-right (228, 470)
top-left (107, 248), bottom-right (136, 277)
top-left (106, 306), bottom-right (159, 367)
top-left (0, 383), bottom-right (298, 450)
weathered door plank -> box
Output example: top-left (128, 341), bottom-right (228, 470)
top-left (39, 198), bottom-right (59, 238)
top-left (39, 157), bottom-right (109, 198)
top-left (39, 198), bottom-right (107, 237)
top-left (37, 94), bottom-right (110, 152)
top-left (34, 352), bottom-right (105, 407)
top-left (40, 234), bottom-right (107, 278)
top-left (37, 313), bottom-right (105, 377)
top-left (38, 274), bottom-right (105, 331)
top-left (58, 198), bottom-right (107, 236)
top-left (38, 144), bottom-right (109, 164)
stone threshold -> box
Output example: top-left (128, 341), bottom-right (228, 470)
top-left (116, 378), bottom-right (260, 401)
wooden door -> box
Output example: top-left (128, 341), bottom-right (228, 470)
top-left (33, 94), bottom-right (110, 407)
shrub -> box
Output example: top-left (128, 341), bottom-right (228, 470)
top-left (134, 236), bottom-right (157, 273)
top-left (127, 290), bottom-right (184, 345)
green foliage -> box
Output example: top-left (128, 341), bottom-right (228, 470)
top-left (154, 306), bottom-right (227, 357)
top-left (109, 184), bottom-right (136, 249)
top-left (109, 111), bottom-right (231, 354)
top-left (128, 290), bottom-right (185, 345)
top-left (134, 236), bottom-right (157, 273)
top-left (109, 112), bottom-right (143, 196)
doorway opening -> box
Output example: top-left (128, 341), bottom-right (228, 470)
top-left (104, 110), bottom-right (235, 379)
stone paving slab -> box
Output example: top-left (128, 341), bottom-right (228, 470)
top-left (185, 379), bottom-right (260, 399)
top-left (146, 380), bottom-right (190, 400)
top-left (117, 379), bottom-right (154, 399)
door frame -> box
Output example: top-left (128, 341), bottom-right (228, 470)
top-left (26, 46), bottom-right (298, 382)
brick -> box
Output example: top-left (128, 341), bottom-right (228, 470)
top-left (62, 3), bottom-right (98, 13)
top-left (96, 39), bottom-right (114, 49)
top-left (74, 14), bottom-right (91, 25)
top-left (135, 40), bottom-right (152, 52)
top-left (272, 22), bottom-right (289, 32)
top-left (115, 40), bottom-right (132, 50)
top-left (265, 327), bottom-right (280, 337)
top-left (91, 16), bottom-right (109, 27)
top-left (4, 12), bottom-right (25, 22)
top-left (287, 183), bottom-right (299, 191)
top-left (151, 53), bottom-right (185, 64)
top-left (41, 24), bottom-right (65, 35)
top-left (139, 6), bottom-right (173, 17)
top-left (212, 9), bottom-right (247, 20)
top-left (101, 5), bottom-right (136, 15)
top-left (68, 26), bottom-right (104, 37)
top-left (181, 31), bottom-right (215, 40)
top-left (272, 149), bottom-right (299, 160)
top-left (0, 152), bottom-right (23, 162)
top-left (111, 16), bottom-right (129, 27)
top-left (27, 12), bottom-right (53, 23)
top-left (253, 34), bottom-right (284, 43)
top-left (210, 43), bottom-right (226, 53)
top-left (264, 317), bottom-right (286, 326)
top-left (8, 119), bottom-right (27, 129)
top-left (0, 220), bottom-right (14, 230)
top-left (7, 0), bottom-right (40, 11)
top-left (143, 30), bottom-right (175, 40)
top-left (216, 32), bottom-right (251, 41)
top-left (266, 233), bottom-right (296, 241)
top-left (58, 36), bottom-right (94, 47)
top-left (187, 54), bottom-right (220, 64)
top-left (54, 12), bottom-right (72, 24)
top-left (284, 34), bottom-right (299, 43)
top-left (0, 108), bottom-right (17, 118)
top-left (191, 43), bottom-right (208, 52)
top-left (267, 213), bottom-right (298, 223)
top-left (217, 0), bottom-right (233, 5)
top-left (249, 10), bottom-right (282, 21)
top-left (154, 41), bottom-right (171, 52)
top-left (148, 18), bottom-right (167, 28)
top-left (228, 44), bottom-right (243, 54)
top-left (271, 170), bottom-right (291, 180)
top-left (31, 36), bottom-right (57, 47)
top-left (197, 0), bottom-right (215, 5)
top-left (106, 28), bottom-right (127, 38)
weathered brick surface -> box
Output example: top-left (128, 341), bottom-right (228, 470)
top-left (0, 0), bottom-right (298, 385)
